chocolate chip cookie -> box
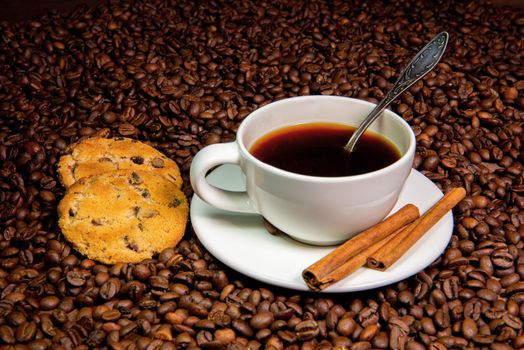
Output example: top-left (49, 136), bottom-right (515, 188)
top-left (58, 170), bottom-right (189, 264)
top-left (57, 137), bottom-right (182, 188)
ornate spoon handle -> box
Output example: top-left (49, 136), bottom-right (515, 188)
top-left (344, 31), bottom-right (449, 153)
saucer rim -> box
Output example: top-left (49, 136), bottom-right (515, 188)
top-left (190, 165), bottom-right (453, 293)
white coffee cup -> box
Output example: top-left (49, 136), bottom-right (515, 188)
top-left (190, 96), bottom-right (416, 245)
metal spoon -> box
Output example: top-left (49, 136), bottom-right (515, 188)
top-left (344, 31), bottom-right (449, 153)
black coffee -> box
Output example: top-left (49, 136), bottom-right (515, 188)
top-left (249, 122), bottom-right (401, 177)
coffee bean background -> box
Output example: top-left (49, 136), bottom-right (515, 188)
top-left (0, 0), bottom-right (523, 349)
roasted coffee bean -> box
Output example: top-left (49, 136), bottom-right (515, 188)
top-left (232, 319), bottom-right (253, 337)
top-left (442, 277), bottom-right (459, 299)
top-left (492, 250), bottom-right (513, 269)
top-left (16, 321), bottom-right (37, 342)
top-left (250, 311), bottom-right (274, 330)
top-left (100, 278), bottom-right (121, 299)
top-left (420, 318), bottom-right (436, 335)
top-left (102, 309), bottom-right (122, 322)
top-left (295, 320), bottom-right (319, 341)
top-left (40, 296), bottom-right (60, 310)
top-left (215, 328), bottom-right (235, 344)
top-left (0, 325), bottom-right (15, 344)
top-left (351, 341), bottom-right (372, 350)
top-left (359, 324), bottom-right (379, 341)
top-left (337, 316), bottom-right (356, 337)
top-left (405, 341), bottom-right (425, 350)
top-left (462, 318), bottom-right (478, 339)
top-left (66, 270), bottom-right (87, 287)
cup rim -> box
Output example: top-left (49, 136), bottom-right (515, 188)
top-left (236, 95), bottom-right (416, 183)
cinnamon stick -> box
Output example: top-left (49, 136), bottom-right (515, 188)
top-left (302, 204), bottom-right (419, 291)
top-left (366, 187), bottom-right (466, 271)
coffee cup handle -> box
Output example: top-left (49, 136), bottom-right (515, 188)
top-left (190, 142), bottom-right (258, 214)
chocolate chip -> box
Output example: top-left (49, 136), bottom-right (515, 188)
top-left (131, 156), bottom-right (145, 164)
top-left (91, 219), bottom-right (102, 226)
top-left (151, 157), bottom-right (165, 168)
top-left (129, 172), bottom-right (142, 185)
top-left (124, 236), bottom-right (140, 252)
top-left (169, 198), bottom-right (182, 208)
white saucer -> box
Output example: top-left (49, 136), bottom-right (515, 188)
top-left (190, 164), bottom-right (453, 293)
